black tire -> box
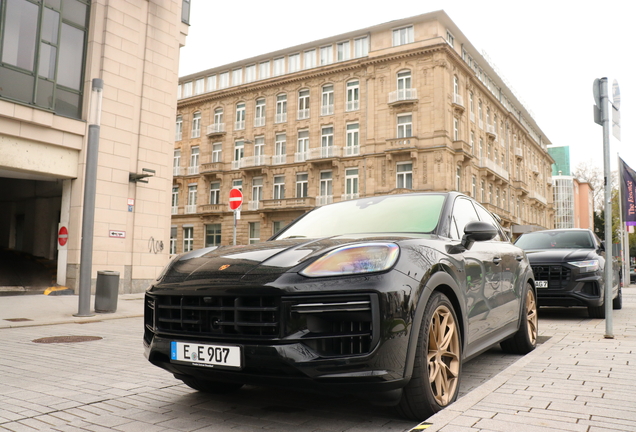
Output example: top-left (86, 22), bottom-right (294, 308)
top-left (613, 286), bottom-right (623, 310)
top-left (395, 292), bottom-right (462, 421)
top-left (500, 283), bottom-right (538, 354)
top-left (588, 304), bottom-right (605, 319)
top-left (178, 376), bottom-right (244, 394)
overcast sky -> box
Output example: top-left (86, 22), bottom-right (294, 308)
top-left (178, 0), bottom-right (635, 176)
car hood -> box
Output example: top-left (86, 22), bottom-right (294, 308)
top-left (157, 235), bottom-right (426, 285)
top-left (524, 248), bottom-right (596, 263)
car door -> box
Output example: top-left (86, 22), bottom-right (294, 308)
top-left (450, 197), bottom-right (498, 345)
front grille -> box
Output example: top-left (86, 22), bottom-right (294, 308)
top-left (151, 295), bottom-right (280, 338)
top-left (532, 265), bottom-right (571, 289)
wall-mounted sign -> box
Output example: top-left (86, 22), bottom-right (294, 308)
top-left (109, 230), bottom-right (126, 238)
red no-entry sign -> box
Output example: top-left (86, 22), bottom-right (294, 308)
top-left (229, 188), bottom-right (243, 210)
top-left (58, 226), bottom-right (68, 247)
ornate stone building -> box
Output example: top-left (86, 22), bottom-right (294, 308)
top-left (172, 10), bottom-right (554, 251)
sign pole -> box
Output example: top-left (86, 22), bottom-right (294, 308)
top-left (233, 210), bottom-right (237, 246)
top-left (228, 188), bottom-right (243, 246)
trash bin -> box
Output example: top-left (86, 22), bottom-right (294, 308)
top-left (95, 270), bottom-right (120, 313)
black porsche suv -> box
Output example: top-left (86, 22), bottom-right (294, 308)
top-left (514, 228), bottom-right (622, 318)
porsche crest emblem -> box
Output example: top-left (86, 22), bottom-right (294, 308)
top-left (219, 264), bottom-right (231, 271)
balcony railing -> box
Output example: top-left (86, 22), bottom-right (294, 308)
top-left (206, 123), bottom-right (225, 135)
top-left (297, 109), bottom-right (310, 120)
top-left (171, 206), bottom-right (178, 215)
top-left (185, 204), bottom-right (197, 214)
top-left (248, 200), bottom-right (260, 211)
top-left (316, 195), bottom-right (333, 206)
top-left (200, 162), bottom-right (223, 173)
top-left (346, 100), bottom-right (359, 111)
top-left (241, 155), bottom-right (270, 168)
top-left (199, 204), bottom-right (226, 213)
top-left (453, 93), bottom-right (464, 107)
top-left (321, 105), bottom-right (334, 116)
top-left (234, 120), bottom-right (245, 130)
top-left (341, 193), bottom-right (359, 201)
top-left (515, 147), bottom-right (524, 158)
top-left (272, 154), bottom-right (286, 165)
top-left (275, 112), bottom-right (287, 123)
top-left (173, 166), bottom-right (184, 176)
top-left (187, 165), bottom-right (199, 175)
top-left (486, 124), bottom-right (497, 139)
top-left (307, 146), bottom-right (342, 160)
top-left (295, 152), bottom-right (308, 162)
top-left (478, 157), bottom-right (509, 181)
top-left (343, 145), bottom-right (360, 157)
top-left (254, 117), bottom-right (265, 127)
top-left (261, 197), bottom-right (316, 209)
top-left (529, 191), bottom-right (547, 205)
top-left (388, 88), bottom-right (418, 104)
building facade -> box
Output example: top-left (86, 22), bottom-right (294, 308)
top-left (0, 0), bottom-right (189, 293)
top-left (553, 176), bottom-right (594, 229)
top-left (172, 11), bottom-right (554, 250)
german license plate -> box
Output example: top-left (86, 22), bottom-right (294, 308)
top-left (171, 342), bottom-right (242, 369)
top-left (536, 280), bottom-right (548, 288)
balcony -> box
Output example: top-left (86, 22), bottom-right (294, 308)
top-left (254, 117), bottom-right (265, 128)
top-left (272, 154), bottom-right (286, 165)
top-left (171, 206), bottom-right (178, 215)
top-left (386, 137), bottom-right (417, 152)
top-left (234, 120), bottom-right (245, 131)
top-left (514, 147), bottom-right (524, 159)
top-left (388, 88), bottom-right (418, 105)
top-left (547, 177), bottom-right (553, 186)
top-left (307, 146), bottom-right (342, 160)
top-left (453, 140), bottom-right (473, 159)
top-left (275, 112), bottom-right (287, 123)
top-left (206, 123), bottom-right (225, 136)
top-left (261, 197), bottom-right (316, 210)
top-left (486, 124), bottom-right (497, 140)
top-left (200, 162), bottom-right (223, 174)
top-left (529, 191), bottom-right (547, 205)
top-left (241, 155), bottom-right (271, 169)
top-left (478, 157), bottom-right (509, 182)
top-left (185, 204), bottom-right (197, 214)
top-left (297, 109), bottom-right (310, 120)
top-left (452, 94), bottom-right (464, 114)
top-left (343, 145), bottom-right (360, 157)
top-left (531, 164), bottom-right (540, 174)
top-left (513, 180), bottom-right (529, 195)
top-left (321, 105), bottom-right (334, 116)
top-left (341, 193), bottom-right (359, 201)
top-left (316, 195), bottom-right (333, 206)
top-left (346, 100), bottom-right (359, 112)
top-left (247, 200), bottom-right (260, 211)
top-left (173, 166), bottom-right (184, 176)
top-left (199, 203), bottom-right (226, 213)
top-left (187, 165), bottom-right (199, 175)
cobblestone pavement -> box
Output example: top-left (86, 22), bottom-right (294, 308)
top-left (1, 289), bottom-right (634, 431)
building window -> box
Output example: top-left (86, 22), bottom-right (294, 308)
top-left (354, 36), bottom-right (368, 57)
top-left (173, 149), bottom-right (181, 176)
top-left (183, 227), bottom-right (194, 252)
top-left (205, 224), bottom-right (221, 247)
top-left (488, 184), bottom-right (493, 203)
top-left (296, 130), bottom-right (309, 162)
top-left (254, 136), bottom-right (265, 164)
top-left (296, 173), bottom-right (308, 198)
top-left (337, 41), bottom-right (350, 61)
top-left (219, 72), bottom-right (229, 89)
top-left (303, 49), bottom-right (316, 69)
top-left (469, 92), bottom-right (474, 122)
top-left (182, 82), bottom-right (192, 98)
top-left (273, 57), bottom-right (285, 76)
top-left (170, 226), bottom-right (177, 254)
top-left (453, 118), bottom-right (459, 141)
top-left (249, 222), bottom-right (260, 244)
top-left (320, 45), bottom-right (333, 65)
top-left (456, 166), bottom-right (461, 191)
top-left (344, 168), bottom-right (359, 200)
top-left (245, 65), bottom-right (256, 83)
top-left (446, 30), bottom-right (455, 48)
top-left (273, 175), bottom-right (285, 199)
top-left (195, 78), bottom-right (204, 95)
top-left (319, 171), bottom-right (333, 205)
top-left (346, 80), bottom-right (359, 111)
top-left (472, 176), bottom-right (477, 198)
top-left (235, 102), bottom-right (245, 130)
top-left (321, 84), bottom-right (334, 116)
top-left (177, 84), bottom-right (182, 99)
top-left (274, 133), bottom-right (286, 164)
top-left (273, 221), bottom-right (286, 235)
top-left (189, 146), bottom-right (199, 175)
top-left (191, 112), bottom-right (201, 138)
top-left (232, 179), bottom-right (242, 192)
top-left (210, 182), bottom-right (220, 205)
top-left (397, 69), bottom-right (412, 99)
top-left (207, 75), bottom-right (217, 91)
top-left (392, 25), bottom-right (414, 46)
top-left (213, 107), bottom-right (223, 126)
top-left (321, 125), bottom-right (334, 157)
top-left (396, 163), bottom-right (413, 189)
top-left (397, 114), bottom-right (412, 138)
top-left (251, 177), bottom-right (263, 209)
top-left (481, 180), bottom-right (485, 202)
top-left (345, 123), bottom-right (359, 156)
top-left (212, 142), bottom-right (222, 162)
top-left (171, 187), bottom-right (178, 214)
top-left (254, 98), bottom-right (266, 127)
top-left (234, 140), bottom-right (244, 163)
top-left (175, 115), bottom-right (183, 141)
top-left (298, 89), bottom-right (310, 120)
top-left (288, 53), bottom-right (300, 72)
top-left (186, 184), bottom-right (197, 214)
top-left (259, 61), bottom-right (270, 79)
top-left (276, 93), bottom-right (287, 123)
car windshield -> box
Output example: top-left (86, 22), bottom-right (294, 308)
top-left (274, 194), bottom-right (446, 240)
top-left (515, 231), bottom-right (595, 249)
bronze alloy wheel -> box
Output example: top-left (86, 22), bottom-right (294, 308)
top-left (427, 304), bottom-right (461, 406)
top-left (526, 289), bottom-right (538, 345)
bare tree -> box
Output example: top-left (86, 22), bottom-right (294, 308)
top-left (571, 160), bottom-right (617, 212)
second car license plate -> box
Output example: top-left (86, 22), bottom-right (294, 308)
top-left (536, 280), bottom-right (548, 288)
top-left (171, 342), bottom-right (242, 368)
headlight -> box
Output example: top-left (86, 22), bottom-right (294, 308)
top-left (301, 243), bottom-right (400, 277)
top-left (568, 259), bottom-right (600, 273)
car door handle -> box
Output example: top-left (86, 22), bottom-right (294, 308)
top-left (515, 255), bottom-right (524, 262)
top-left (493, 257), bottom-right (502, 265)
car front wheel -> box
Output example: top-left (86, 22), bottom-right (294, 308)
top-left (395, 291), bottom-right (461, 420)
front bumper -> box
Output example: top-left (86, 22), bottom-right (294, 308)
top-left (531, 263), bottom-right (603, 307)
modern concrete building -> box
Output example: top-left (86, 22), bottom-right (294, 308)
top-left (552, 176), bottom-right (594, 230)
top-left (172, 10), bottom-right (554, 249)
top-left (0, 0), bottom-right (190, 293)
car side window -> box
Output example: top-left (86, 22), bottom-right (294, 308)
top-left (451, 198), bottom-right (480, 240)
top-left (473, 203), bottom-right (504, 242)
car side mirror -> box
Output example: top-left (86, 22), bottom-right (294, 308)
top-left (462, 221), bottom-right (497, 251)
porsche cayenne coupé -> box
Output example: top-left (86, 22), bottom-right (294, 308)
top-left (144, 192), bottom-right (537, 420)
